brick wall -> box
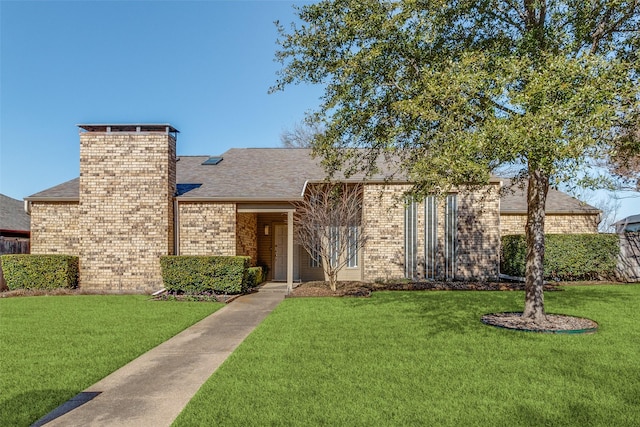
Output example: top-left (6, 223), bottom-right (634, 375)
top-left (457, 186), bottom-right (500, 280)
top-left (236, 212), bottom-right (258, 265)
top-left (362, 183), bottom-right (500, 282)
top-left (79, 131), bottom-right (176, 291)
top-left (500, 213), bottom-right (600, 235)
top-left (30, 201), bottom-right (80, 255)
top-left (178, 202), bottom-right (236, 255)
top-left (362, 184), bottom-right (407, 281)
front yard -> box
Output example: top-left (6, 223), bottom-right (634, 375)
top-left (0, 295), bottom-right (223, 426)
top-left (174, 284), bottom-right (640, 426)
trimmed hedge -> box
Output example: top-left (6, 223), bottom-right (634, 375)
top-left (160, 256), bottom-right (251, 294)
top-left (0, 254), bottom-right (79, 290)
top-left (246, 267), bottom-right (264, 288)
top-left (501, 234), bottom-right (619, 281)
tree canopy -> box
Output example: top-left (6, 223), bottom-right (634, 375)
top-left (273, 0), bottom-right (639, 321)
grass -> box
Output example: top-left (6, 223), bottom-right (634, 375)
top-left (174, 284), bottom-right (640, 427)
top-left (0, 295), bottom-right (224, 426)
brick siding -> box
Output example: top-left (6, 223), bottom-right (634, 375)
top-left (362, 183), bottom-right (500, 282)
top-left (78, 131), bottom-right (176, 291)
top-left (500, 213), bottom-right (600, 235)
top-left (236, 212), bottom-right (258, 265)
top-left (178, 202), bottom-right (236, 255)
top-left (30, 201), bottom-right (80, 255)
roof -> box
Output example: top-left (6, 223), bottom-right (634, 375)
top-left (500, 179), bottom-right (600, 214)
top-left (26, 148), bottom-right (597, 214)
top-left (614, 214), bottom-right (640, 226)
top-left (0, 194), bottom-right (30, 232)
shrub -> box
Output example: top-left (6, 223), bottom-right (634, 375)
top-left (160, 256), bottom-right (251, 294)
top-left (0, 254), bottom-right (79, 290)
top-left (501, 234), bottom-right (619, 281)
top-left (246, 267), bottom-right (264, 288)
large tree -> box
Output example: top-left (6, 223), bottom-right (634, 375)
top-left (273, 0), bottom-right (640, 322)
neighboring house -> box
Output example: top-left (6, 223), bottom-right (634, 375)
top-left (0, 193), bottom-right (31, 239)
top-left (25, 124), bottom-right (598, 292)
top-left (499, 179), bottom-right (600, 235)
top-left (614, 214), bottom-right (640, 233)
top-left (0, 193), bottom-right (31, 289)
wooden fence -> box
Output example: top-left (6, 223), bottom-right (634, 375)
top-left (618, 232), bottom-right (640, 282)
top-left (0, 237), bottom-right (30, 290)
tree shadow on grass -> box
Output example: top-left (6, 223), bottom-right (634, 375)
top-left (0, 389), bottom-right (81, 427)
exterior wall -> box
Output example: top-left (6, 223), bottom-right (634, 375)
top-left (79, 131), bottom-right (176, 291)
top-left (362, 183), bottom-right (500, 282)
top-left (179, 202), bottom-right (236, 256)
top-left (362, 184), bottom-right (408, 281)
top-left (500, 213), bottom-right (600, 235)
top-left (30, 201), bottom-right (80, 255)
top-left (457, 186), bottom-right (501, 280)
top-left (236, 212), bottom-right (258, 265)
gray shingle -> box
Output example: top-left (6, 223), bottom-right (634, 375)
top-left (500, 179), bottom-right (600, 214)
top-left (26, 148), bottom-right (599, 214)
top-left (0, 194), bottom-right (30, 231)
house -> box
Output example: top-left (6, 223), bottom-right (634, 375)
top-left (614, 214), bottom-right (640, 233)
top-left (1, 193), bottom-right (31, 289)
top-left (25, 124), bottom-right (599, 292)
top-left (499, 179), bottom-right (601, 235)
top-left (0, 194), bottom-right (31, 240)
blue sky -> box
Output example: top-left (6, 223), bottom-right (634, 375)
top-left (1, 0), bottom-right (320, 200)
top-left (1, 0), bottom-right (637, 222)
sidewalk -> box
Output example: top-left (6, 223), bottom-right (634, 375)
top-left (33, 283), bottom-right (288, 427)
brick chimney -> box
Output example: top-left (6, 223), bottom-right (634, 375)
top-left (78, 124), bottom-right (177, 291)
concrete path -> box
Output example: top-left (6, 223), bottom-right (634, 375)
top-left (33, 283), bottom-right (288, 427)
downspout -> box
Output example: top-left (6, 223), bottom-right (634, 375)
top-left (24, 200), bottom-right (32, 215)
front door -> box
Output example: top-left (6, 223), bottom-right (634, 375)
top-left (273, 224), bottom-right (287, 281)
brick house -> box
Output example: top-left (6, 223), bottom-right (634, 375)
top-left (25, 124), bottom-right (599, 292)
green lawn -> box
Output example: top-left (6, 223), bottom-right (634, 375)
top-left (0, 295), bottom-right (223, 426)
top-left (174, 285), bottom-right (640, 427)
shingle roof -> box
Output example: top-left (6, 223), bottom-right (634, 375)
top-left (25, 148), bottom-right (598, 214)
top-left (0, 194), bottom-right (30, 231)
top-left (500, 179), bottom-right (600, 214)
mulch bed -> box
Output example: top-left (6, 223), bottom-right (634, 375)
top-left (482, 312), bottom-right (598, 333)
top-left (289, 280), bottom-right (560, 298)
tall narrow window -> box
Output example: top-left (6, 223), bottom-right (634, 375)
top-left (347, 226), bottom-right (359, 268)
top-left (404, 199), bottom-right (417, 279)
top-left (444, 194), bottom-right (458, 279)
top-left (309, 228), bottom-right (321, 268)
top-left (424, 196), bottom-right (437, 279)
top-left (329, 226), bottom-right (340, 268)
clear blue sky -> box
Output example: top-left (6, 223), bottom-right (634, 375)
top-left (1, 0), bottom-right (320, 200)
top-left (1, 0), bottom-right (637, 222)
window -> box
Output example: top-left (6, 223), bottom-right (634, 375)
top-left (309, 226), bottom-right (321, 268)
top-left (404, 199), bottom-right (418, 279)
top-left (444, 194), bottom-right (458, 279)
top-left (347, 226), bottom-right (359, 268)
top-left (329, 226), bottom-right (340, 268)
top-left (424, 196), bottom-right (437, 279)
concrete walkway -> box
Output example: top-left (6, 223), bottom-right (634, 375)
top-left (33, 283), bottom-right (288, 427)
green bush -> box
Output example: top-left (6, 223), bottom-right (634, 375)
top-left (246, 267), bottom-right (264, 288)
top-left (160, 256), bottom-right (251, 294)
top-left (501, 234), bottom-right (619, 281)
top-left (0, 254), bottom-right (79, 290)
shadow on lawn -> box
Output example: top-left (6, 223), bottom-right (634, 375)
top-left (341, 290), bottom-right (525, 334)
top-left (0, 389), bottom-right (77, 427)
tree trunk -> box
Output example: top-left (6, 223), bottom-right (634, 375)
top-left (522, 167), bottom-right (549, 322)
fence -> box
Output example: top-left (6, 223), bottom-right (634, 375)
top-left (618, 232), bottom-right (640, 282)
top-left (0, 236), bottom-right (31, 290)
